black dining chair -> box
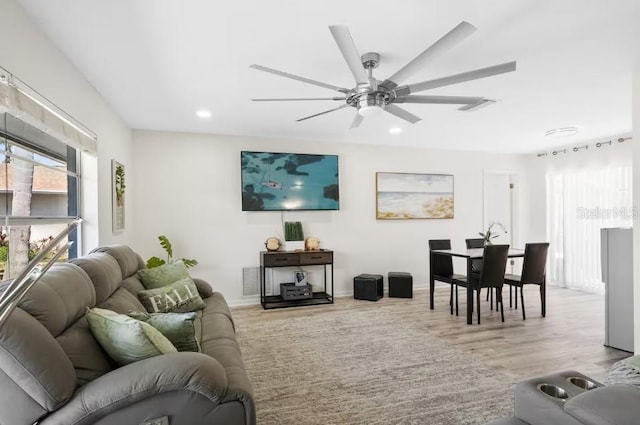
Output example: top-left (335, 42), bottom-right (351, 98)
top-left (454, 245), bottom-right (510, 324)
top-left (466, 238), bottom-right (495, 308)
top-left (465, 238), bottom-right (485, 274)
top-left (465, 238), bottom-right (485, 248)
top-left (428, 239), bottom-right (466, 315)
top-left (504, 243), bottom-right (549, 320)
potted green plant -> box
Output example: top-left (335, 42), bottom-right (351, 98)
top-left (146, 235), bottom-right (198, 268)
top-left (283, 221), bottom-right (305, 252)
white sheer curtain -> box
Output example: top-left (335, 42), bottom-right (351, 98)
top-left (546, 166), bottom-right (633, 293)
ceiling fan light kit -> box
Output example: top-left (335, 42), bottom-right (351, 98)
top-left (357, 91), bottom-right (385, 117)
top-left (251, 21), bottom-right (517, 128)
top-left (358, 105), bottom-right (383, 117)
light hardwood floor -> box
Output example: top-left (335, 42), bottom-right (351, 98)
top-left (232, 284), bottom-right (631, 382)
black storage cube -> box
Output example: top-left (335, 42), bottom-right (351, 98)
top-left (354, 274), bottom-right (383, 301)
top-left (388, 272), bottom-right (413, 298)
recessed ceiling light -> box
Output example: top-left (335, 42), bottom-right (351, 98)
top-left (389, 127), bottom-right (402, 134)
top-left (545, 126), bottom-right (580, 138)
top-left (196, 109), bottom-right (212, 119)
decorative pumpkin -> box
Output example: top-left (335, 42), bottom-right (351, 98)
top-left (305, 236), bottom-right (320, 251)
top-left (265, 237), bottom-right (281, 252)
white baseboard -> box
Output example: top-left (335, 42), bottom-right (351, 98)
top-left (227, 296), bottom-right (260, 308)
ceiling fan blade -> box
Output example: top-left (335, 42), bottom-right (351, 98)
top-left (395, 95), bottom-right (486, 105)
top-left (296, 104), bottom-right (350, 122)
top-left (384, 104), bottom-right (422, 124)
top-left (250, 64), bottom-right (348, 93)
top-left (458, 99), bottom-right (497, 111)
top-left (328, 25), bottom-right (370, 85)
top-left (252, 97), bottom-right (347, 101)
top-left (350, 114), bottom-right (364, 129)
top-left (381, 21), bottom-right (477, 90)
top-left (397, 61), bottom-right (517, 96)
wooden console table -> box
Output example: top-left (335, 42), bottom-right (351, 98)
top-left (260, 250), bottom-right (334, 310)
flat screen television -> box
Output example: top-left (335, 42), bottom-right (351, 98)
top-left (241, 151), bottom-right (339, 211)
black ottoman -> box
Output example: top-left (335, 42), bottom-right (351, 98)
top-left (354, 274), bottom-right (383, 301)
top-left (388, 272), bottom-right (413, 298)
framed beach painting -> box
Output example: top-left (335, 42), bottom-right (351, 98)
top-left (376, 172), bottom-right (454, 219)
top-left (111, 159), bottom-right (126, 232)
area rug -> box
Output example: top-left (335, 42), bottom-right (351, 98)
top-left (235, 307), bottom-right (515, 425)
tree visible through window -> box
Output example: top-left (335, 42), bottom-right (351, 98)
top-left (1, 113), bottom-right (79, 279)
top-left (8, 146), bottom-right (34, 277)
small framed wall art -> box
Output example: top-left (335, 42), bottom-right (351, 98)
top-left (376, 172), bottom-right (454, 219)
top-left (111, 159), bottom-right (126, 232)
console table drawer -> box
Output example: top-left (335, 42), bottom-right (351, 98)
top-left (263, 253), bottom-right (299, 267)
top-left (299, 251), bottom-right (333, 265)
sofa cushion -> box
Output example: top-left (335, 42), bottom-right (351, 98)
top-left (202, 292), bottom-right (235, 328)
top-left (564, 384), bottom-right (640, 425)
top-left (86, 308), bottom-right (177, 365)
top-left (0, 308), bottom-right (76, 415)
top-left (128, 311), bottom-right (200, 352)
top-left (55, 316), bottom-right (116, 386)
top-left (71, 253), bottom-right (123, 305)
top-left (18, 262), bottom-right (96, 337)
top-left (90, 245), bottom-right (146, 279)
top-left (14, 260), bottom-right (117, 387)
top-left (138, 278), bottom-right (206, 313)
top-left (137, 260), bottom-right (190, 289)
top-left (199, 311), bottom-right (238, 344)
top-left (99, 287), bottom-right (146, 314)
top-left (121, 275), bottom-right (147, 297)
top-left (200, 340), bottom-right (253, 404)
top-left (195, 293), bottom-right (253, 407)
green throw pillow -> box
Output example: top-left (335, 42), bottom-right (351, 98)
top-left (138, 278), bottom-right (206, 313)
top-left (86, 307), bottom-right (177, 366)
top-left (128, 311), bottom-right (200, 352)
top-left (138, 260), bottom-right (190, 290)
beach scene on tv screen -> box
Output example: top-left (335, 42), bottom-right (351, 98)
top-left (241, 152), bottom-right (339, 211)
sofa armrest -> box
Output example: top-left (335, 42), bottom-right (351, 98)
top-left (564, 384), bottom-right (640, 425)
top-left (192, 277), bottom-right (214, 299)
top-left (42, 352), bottom-right (229, 425)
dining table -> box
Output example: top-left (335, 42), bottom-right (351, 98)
top-left (429, 247), bottom-right (525, 324)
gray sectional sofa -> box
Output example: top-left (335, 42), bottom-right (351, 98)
top-left (0, 245), bottom-right (255, 425)
top-left (486, 370), bottom-right (640, 425)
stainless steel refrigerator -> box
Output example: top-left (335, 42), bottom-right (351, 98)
top-left (601, 227), bottom-right (634, 352)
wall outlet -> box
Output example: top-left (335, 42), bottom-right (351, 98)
top-left (141, 417), bottom-right (169, 425)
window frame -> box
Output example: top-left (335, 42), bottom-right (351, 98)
top-left (0, 128), bottom-right (81, 265)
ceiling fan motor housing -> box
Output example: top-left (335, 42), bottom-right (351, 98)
top-left (359, 92), bottom-right (386, 109)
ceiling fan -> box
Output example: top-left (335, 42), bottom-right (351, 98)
top-left (250, 21), bottom-right (516, 128)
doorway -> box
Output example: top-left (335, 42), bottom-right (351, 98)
top-left (483, 170), bottom-right (518, 271)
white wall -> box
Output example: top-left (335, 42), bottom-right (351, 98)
top-left (132, 130), bottom-right (529, 305)
top-left (0, 0), bottom-right (134, 251)
top-left (633, 69), bottom-right (640, 353)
